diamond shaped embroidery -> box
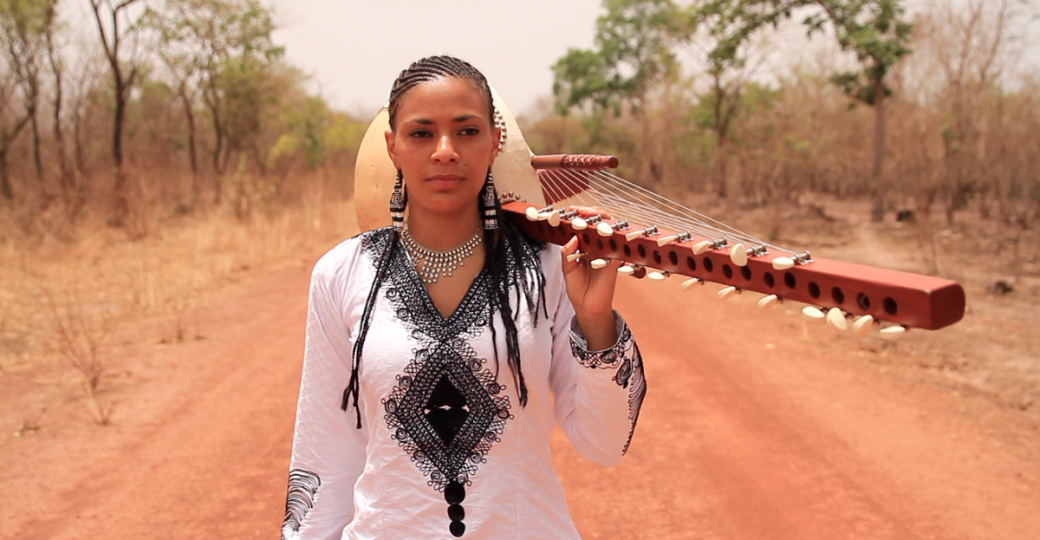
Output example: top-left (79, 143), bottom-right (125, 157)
top-left (383, 343), bottom-right (512, 536)
top-left (385, 344), bottom-right (508, 484)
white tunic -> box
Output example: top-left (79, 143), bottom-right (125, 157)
top-left (283, 228), bottom-right (646, 540)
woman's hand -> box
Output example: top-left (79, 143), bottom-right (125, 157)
top-left (560, 206), bottom-right (621, 350)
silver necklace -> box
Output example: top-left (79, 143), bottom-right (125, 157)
top-left (401, 226), bottom-right (482, 284)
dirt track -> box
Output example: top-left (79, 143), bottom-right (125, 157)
top-left (2, 259), bottom-right (1039, 539)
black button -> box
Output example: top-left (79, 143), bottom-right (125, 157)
top-left (444, 481), bottom-right (466, 504)
top-left (449, 521), bottom-right (466, 537)
top-left (448, 503), bottom-right (465, 522)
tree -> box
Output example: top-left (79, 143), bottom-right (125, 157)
top-left (89, 0), bottom-right (148, 224)
top-left (678, 1), bottom-right (769, 197)
top-left (0, 0), bottom-right (50, 199)
top-left (693, 0), bottom-right (912, 219)
top-left (147, 0), bottom-right (281, 205)
top-left (553, 0), bottom-right (681, 183)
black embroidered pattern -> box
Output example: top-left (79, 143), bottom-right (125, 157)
top-left (570, 317), bottom-right (647, 454)
top-left (363, 228), bottom-right (519, 537)
top-left (281, 469), bottom-right (321, 540)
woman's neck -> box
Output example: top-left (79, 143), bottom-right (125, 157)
top-left (405, 206), bottom-right (482, 251)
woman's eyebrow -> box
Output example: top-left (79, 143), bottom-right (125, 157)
top-left (404, 114), bottom-right (483, 125)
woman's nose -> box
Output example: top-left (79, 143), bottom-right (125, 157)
top-left (432, 135), bottom-right (458, 162)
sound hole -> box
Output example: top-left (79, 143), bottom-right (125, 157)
top-left (582, 233), bottom-right (590, 245)
top-left (808, 282), bottom-right (821, 299)
top-left (653, 251), bottom-right (662, 265)
top-left (623, 244), bottom-right (632, 258)
top-left (831, 287), bottom-right (845, 305)
top-left (784, 272), bottom-right (796, 289)
top-left (703, 258), bottom-right (714, 273)
top-left (609, 239), bottom-right (617, 251)
top-left (722, 264), bottom-right (733, 279)
top-left (596, 239), bottom-right (604, 251)
top-left (857, 293), bottom-right (871, 311)
top-left (883, 297), bottom-right (898, 316)
top-left (763, 272), bottom-right (775, 288)
top-left (686, 256), bottom-right (696, 271)
top-left (637, 244), bottom-right (646, 259)
top-left (669, 251), bottom-right (678, 265)
top-left (740, 266), bottom-right (752, 281)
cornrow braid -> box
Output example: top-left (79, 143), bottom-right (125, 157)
top-left (344, 56), bottom-right (546, 427)
top-left (387, 55), bottom-right (495, 131)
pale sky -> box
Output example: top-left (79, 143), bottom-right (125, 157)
top-left (271, 0), bottom-right (605, 118)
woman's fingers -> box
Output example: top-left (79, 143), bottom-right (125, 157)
top-left (566, 205), bottom-right (612, 221)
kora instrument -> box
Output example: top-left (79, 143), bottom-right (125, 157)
top-left (354, 89), bottom-right (965, 335)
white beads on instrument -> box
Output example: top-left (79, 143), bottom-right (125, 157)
top-left (647, 270), bottom-right (670, 281)
top-left (852, 315), bottom-right (874, 336)
top-left (717, 286), bottom-right (739, 300)
top-left (802, 306), bottom-right (826, 320)
top-left (826, 307), bottom-right (848, 331)
top-left (590, 258), bottom-right (609, 269)
top-left (800, 306), bottom-right (898, 337)
top-left (680, 278), bottom-right (702, 290)
top-left (757, 294), bottom-right (779, 309)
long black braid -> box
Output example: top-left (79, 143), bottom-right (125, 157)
top-left (342, 56), bottom-right (546, 427)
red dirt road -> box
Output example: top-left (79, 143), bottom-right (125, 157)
top-left (3, 261), bottom-right (1039, 539)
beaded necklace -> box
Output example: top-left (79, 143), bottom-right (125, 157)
top-left (401, 225), bottom-right (482, 284)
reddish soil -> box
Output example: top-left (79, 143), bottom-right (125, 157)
top-left (2, 257), bottom-right (1039, 539)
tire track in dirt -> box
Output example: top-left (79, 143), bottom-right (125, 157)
top-left (3, 261), bottom-right (1039, 539)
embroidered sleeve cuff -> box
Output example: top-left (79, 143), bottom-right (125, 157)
top-left (569, 311), bottom-right (632, 370)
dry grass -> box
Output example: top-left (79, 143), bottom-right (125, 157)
top-left (0, 171), bottom-right (358, 429)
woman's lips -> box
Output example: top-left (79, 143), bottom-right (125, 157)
top-left (426, 174), bottom-right (465, 189)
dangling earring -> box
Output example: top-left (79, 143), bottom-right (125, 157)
top-left (482, 169), bottom-right (498, 231)
top-left (390, 169), bottom-right (407, 232)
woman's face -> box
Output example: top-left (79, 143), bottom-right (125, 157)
top-left (385, 77), bottom-right (501, 219)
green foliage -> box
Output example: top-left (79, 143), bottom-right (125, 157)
top-left (693, 0), bottom-right (912, 105)
top-left (553, 0), bottom-right (680, 115)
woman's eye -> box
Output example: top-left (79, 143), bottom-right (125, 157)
top-left (459, 127), bottom-right (480, 136)
top-left (409, 130), bottom-right (432, 138)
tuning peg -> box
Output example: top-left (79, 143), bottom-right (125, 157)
top-left (773, 251), bottom-right (813, 270)
top-left (852, 315), bottom-right (874, 336)
top-left (826, 308), bottom-right (848, 331)
top-left (525, 207), bottom-right (540, 220)
top-left (590, 258), bottom-right (609, 269)
top-left (624, 226), bottom-right (659, 242)
top-left (647, 270), bottom-right (670, 281)
top-left (566, 252), bottom-right (584, 263)
top-left (717, 286), bottom-right (739, 300)
top-left (657, 232), bottom-right (692, 247)
top-left (617, 264), bottom-right (634, 275)
top-left (729, 244), bottom-right (767, 267)
top-left (757, 294), bottom-right (779, 309)
top-left (729, 243), bottom-right (748, 266)
top-left (693, 238), bottom-right (727, 255)
top-left (571, 217), bottom-right (587, 230)
top-left (680, 277), bottom-right (703, 290)
top-left (880, 325), bottom-right (907, 334)
top-left (802, 306), bottom-right (825, 321)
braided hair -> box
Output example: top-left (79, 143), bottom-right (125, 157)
top-left (342, 56), bottom-right (547, 428)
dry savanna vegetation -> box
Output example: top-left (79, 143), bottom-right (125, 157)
top-left (0, 0), bottom-right (1037, 452)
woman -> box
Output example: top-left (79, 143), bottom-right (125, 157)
top-left (282, 56), bottom-right (646, 540)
